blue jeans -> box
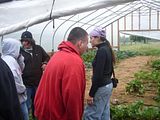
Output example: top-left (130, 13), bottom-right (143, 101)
top-left (20, 101), bottom-right (29, 120)
top-left (26, 86), bottom-right (37, 119)
top-left (83, 83), bottom-right (113, 120)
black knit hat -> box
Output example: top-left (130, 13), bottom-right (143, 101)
top-left (21, 31), bottom-right (33, 40)
top-left (20, 31), bottom-right (35, 45)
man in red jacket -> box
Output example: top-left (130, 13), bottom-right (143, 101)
top-left (34, 27), bottom-right (88, 120)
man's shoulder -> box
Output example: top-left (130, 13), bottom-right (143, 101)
top-left (34, 44), bottom-right (42, 48)
top-left (33, 45), bottom-right (45, 51)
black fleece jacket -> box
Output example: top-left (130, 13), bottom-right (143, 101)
top-left (21, 44), bottom-right (50, 87)
top-left (89, 42), bottom-right (113, 97)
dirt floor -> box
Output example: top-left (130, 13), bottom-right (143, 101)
top-left (85, 56), bottom-right (158, 106)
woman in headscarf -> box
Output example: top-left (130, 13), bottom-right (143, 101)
top-left (83, 27), bottom-right (115, 120)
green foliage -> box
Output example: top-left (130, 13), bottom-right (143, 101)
top-left (131, 59), bottom-right (160, 102)
top-left (121, 43), bottom-right (160, 56)
top-left (126, 79), bottom-right (145, 95)
top-left (111, 105), bottom-right (129, 120)
top-left (115, 50), bottom-right (140, 60)
top-left (126, 100), bottom-right (144, 119)
top-left (144, 49), bottom-right (160, 56)
top-left (82, 49), bottom-right (96, 62)
top-left (127, 70), bottom-right (160, 101)
top-left (111, 100), bottom-right (160, 120)
top-left (141, 107), bottom-right (160, 120)
top-left (84, 62), bottom-right (92, 68)
top-left (137, 70), bottom-right (160, 102)
top-left (150, 60), bottom-right (160, 101)
top-left (82, 49), bottom-right (96, 68)
top-left (134, 71), bottom-right (151, 80)
top-left (151, 59), bottom-right (160, 70)
top-left (158, 81), bottom-right (160, 101)
top-left (134, 70), bottom-right (160, 83)
top-left (130, 35), bottom-right (147, 43)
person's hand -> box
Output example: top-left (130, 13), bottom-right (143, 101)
top-left (41, 63), bottom-right (47, 71)
top-left (87, 96), bottom-right (94, 105)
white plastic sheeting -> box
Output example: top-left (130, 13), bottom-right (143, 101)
top-left (121, 31), bottom-right (160, 40)
top-left (0, 0), bottom-right (137, 35)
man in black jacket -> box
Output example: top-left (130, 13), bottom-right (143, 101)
top-left (20, 31), bottom-right (50, 120)
top-left (0, 57), bottom-right (23, 120)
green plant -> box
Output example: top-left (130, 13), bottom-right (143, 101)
top-left (132, 65), bottom-right (160, 102)
top-left (157, 81), bottom-right (160, 102)
top-left (82, 49), bottom-right (96, 68)
top-left (126, 79), bottom-right (145, 95)
top-left (134, 71), bottom-right (151, 80)
top-left (84, 62), bottom-right (92, 68)
top-left (141, 107), bottom-right (160, 120)
top-left (120, 43), bottom-right (160, 56)
top-left (111, 105), bottom-right (129, 120)
top-left (151, 59), bottom-right (160, 70)
top-left (111, 100), bottom-right (160, 120)
top-left (126, 100), bottom-right (144, 119)
top-left (115, 50), bottom-right (140, 60)
top-left (150, 60), bottom-right (160, 101)
top-left (82, 49), bottom-right (96, 63)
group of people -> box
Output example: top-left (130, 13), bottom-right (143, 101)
top-left (0, 31), bottom-right (50, 120)
top-left (0, 27), bottom-right (115, 120)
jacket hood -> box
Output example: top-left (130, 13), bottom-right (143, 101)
top-left (58, 41), bottom-right (80, 55)
top-left (2, 38), bottom-right (21, 59)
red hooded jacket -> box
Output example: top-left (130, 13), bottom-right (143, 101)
top-left (34, 41), bottom-right (86, 120)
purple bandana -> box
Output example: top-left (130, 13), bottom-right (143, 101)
top-left (89, 27), bottom-right (106, 38)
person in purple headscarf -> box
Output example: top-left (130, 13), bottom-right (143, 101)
top-left (83, 27), bottom-right (115, 120)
